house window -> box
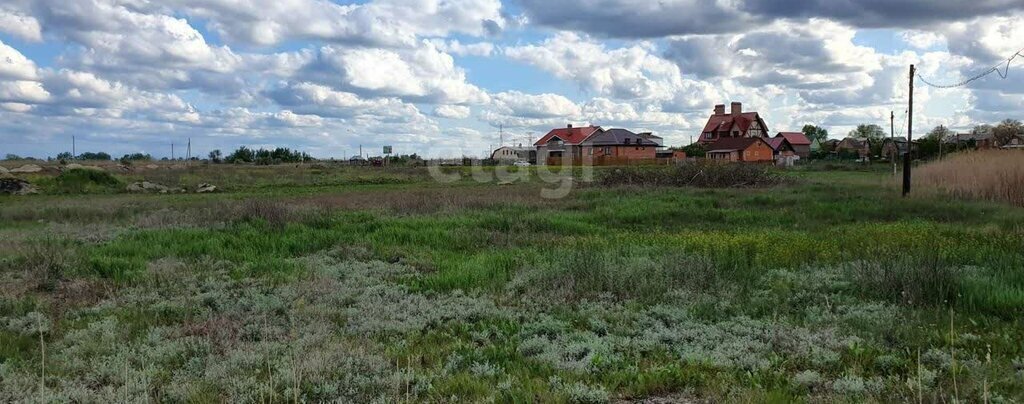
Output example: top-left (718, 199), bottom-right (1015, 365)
top-left (704, 132), bottom-right (713, 140)
top-left (603, 146), bottom-right (612, 155)
top-left (733, 131), bottom-right (739, 136)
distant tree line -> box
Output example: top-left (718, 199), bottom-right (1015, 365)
top-left (213, 147), bottom-right (313, 165)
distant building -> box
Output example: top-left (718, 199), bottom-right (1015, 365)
top-left (491, 145), bottom-right (536, 164)
top-left (534, 124), bottom-right (602, 164)
top-left (880, 138), bottom-right (919, 160)
top-left (581, 128), bottom-right (660, 160)
top-left (706, 137), bottom-right (774, 162)
top-left (637, 132), bottom-right (664, 146)
top-left (809, 137), bottom-right (822, 153)
top-left (697, 102), bottom-right (770, 145)
top-left (951, 132), bottom-right (996, 149)
top-left (774, 132), bottom-right (812, 159)
top-left (835, 138), bottom-right (871, 158)
top-left (766, 137), bottom-right (797, 157)
top-left (1002, 134), bottom-right (1024, 149)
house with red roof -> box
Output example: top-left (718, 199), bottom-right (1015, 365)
top-left (766, 137), bottom-right (796, 157)
top-left (697, 102), bottom-right (770, 145)
top-left (774, 132), bottom-right (812, 159)
top-left (534, 124), bottom-right (602, 164)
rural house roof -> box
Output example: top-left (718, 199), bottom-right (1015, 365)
top-left (534, 125), bottom-right (601, 146)
top-left (838, 137), bottom-right (869, 148)
top-left (766, 137), bottom-right (794, 151)
top-left (584, 128), bottom-right (661, 146)
top-left (776, 132), bottom-right (811, 146)
top-left (954, 132), bottom-right (993, 141)
top-left (701, 112), bottom-right (764, 134)
top-left (706, 137), bottom-right (770, 153)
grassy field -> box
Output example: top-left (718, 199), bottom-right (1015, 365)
top-left (1, 163), bottom-right (1023, 402)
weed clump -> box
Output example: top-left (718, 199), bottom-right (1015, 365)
top-left (850, 255), bottom-right (964, 308)
top-left (597, 161), bottom-right (782, 188)
top-left (52, 168), bottom-right (122, 194)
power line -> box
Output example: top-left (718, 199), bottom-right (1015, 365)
top-left (917, 46), bottom-right (1024, 89)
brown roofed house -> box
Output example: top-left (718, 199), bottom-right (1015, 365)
top-left (697, 102), bottom-right (770, 145)
top-left (705, 137), bottom-right (774, 162)
top-left (775, 132), bottom-right (812, 158)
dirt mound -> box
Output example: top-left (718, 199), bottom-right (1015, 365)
top-left (126, 181), bottom-right (184, 194)
top-left (62, 163), bottom-right (104, 172)
top-left (0, 178), bottom-right (39, 195)
top-left (0, 166), bottom-right (9, 177)
top-left (9, 164), bottom-right (43, 174)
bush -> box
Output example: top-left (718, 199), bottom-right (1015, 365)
top-left (597, 161), bottom-right (781, 188)
top-left (120, 153), bottom-right (152, 161)
top-left (52, 168), bottom-right (122, 194)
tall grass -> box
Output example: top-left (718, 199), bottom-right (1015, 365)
top-left (916, 150), bottom-right (1024, 207)
top-left (596, 161), bottom-right (782, 188)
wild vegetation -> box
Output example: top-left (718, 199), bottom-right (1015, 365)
top-left (916, 149), bottom-right (1024, 207)
top-left (0, 163), bottom-right (1022, 402)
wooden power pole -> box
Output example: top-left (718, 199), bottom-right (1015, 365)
top-left (903, 65), bottom-right (914, 197)
top-left (890, 111), bottom-right (895, 176)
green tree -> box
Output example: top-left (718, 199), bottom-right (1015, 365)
top-left (226, 146), bottom-right (255, 163)
top-left (681, 143), bottom-right (706, 158)
top-left (917, 125), bottom-right (954, 159)
top-left (208, 149), bottom-right (223, 163)
top-left (801, 125), bottom-right (829, 143)
top-left (4, 154), bottom-right (22, 161)
top-left (56, 152), bottom-right (73, 160)
top-left (993, 119), bottom-right (1023, 146)
top-left (121, 153), bottom-right (152, 161)
top-left (848, 124), bottom-right (886, 142)
top-left (77, 152), bottom-right (112, 160)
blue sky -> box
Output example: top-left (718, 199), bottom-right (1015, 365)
top-left (0, 0), bottom-right (1022, 158)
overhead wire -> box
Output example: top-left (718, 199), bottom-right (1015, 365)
top-left (916, 46), bottom-right (1024, 88)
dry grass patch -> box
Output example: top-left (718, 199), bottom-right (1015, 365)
top-left (916, 150), bottom-right (1024, 207)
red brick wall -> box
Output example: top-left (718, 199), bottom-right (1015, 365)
top-left (611, 146), bottom-right (657, 159)
top-left (741, 142), bottom-right (774, 162)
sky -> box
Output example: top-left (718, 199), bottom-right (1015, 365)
top-left (0, 0), bottom-right (1022, 159)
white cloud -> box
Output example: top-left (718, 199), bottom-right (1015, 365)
top-left (0, 40), bottom-right (39, 81)
top-left (301, 41), bottom-right (489, 104)
top-left (901, 30), bottom-right (946, 49)
top-left (490, 91), bottom-right (581, 119)
top-left (430, 39), bottom-right (496, 57)
top-left (0, 9), bottom-right (42, 41)
top-left (504, 32), bottom-right (686, 101)
top-left (434, 105), bottom-right (472, 119)
top-left (164, 0), bottom-right (504, 47)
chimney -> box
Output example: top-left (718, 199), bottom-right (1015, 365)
top-left (731, 102), bottom-right (742, 116)
top-left (567, 123), bottom-right (573, 129)
top-left (714, 104), bottom-right (725, 115)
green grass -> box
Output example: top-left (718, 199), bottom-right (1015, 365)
top-left (1, 166), bottom-right (1023, 402)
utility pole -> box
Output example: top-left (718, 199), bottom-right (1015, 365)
top-left (187, 138), bottom-right (191, 161)
top-left (359, 144), bottom-right (362, 159)
top-left (171, 143), bottom-right (175, 160)
top-left (72, 136), bottom-right (76, 159)
top-left (499, 124), bottom-right (504, 148)
top-left (903, 65), bottom-right (914, 197)
top-left (890, 111), bottom-right (896, 176)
